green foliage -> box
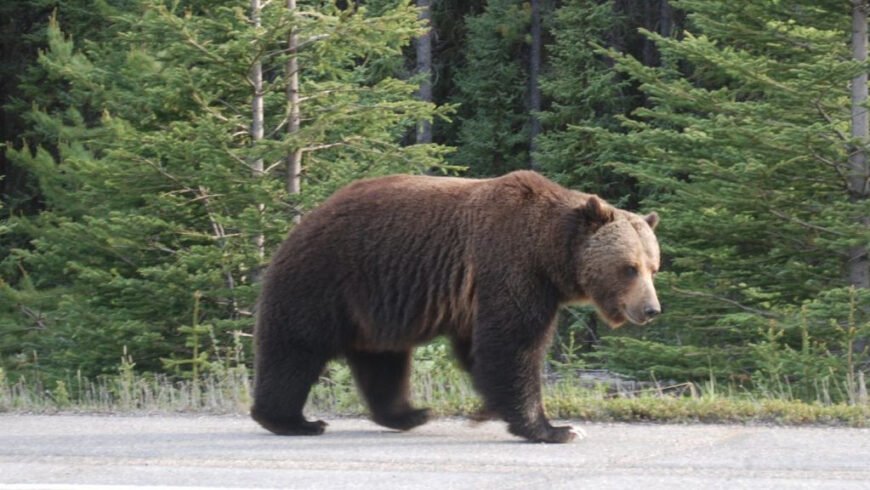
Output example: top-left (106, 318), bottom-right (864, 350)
top-left (451, 0), bottom-right (532, 175)
top-left (536, 0), bottom-right (638, 205)
top-left (411, 339), bottom-right (479, 413)
top-left (746, 288), bottom-right (870, 404)
top-left (1, 0), bottom-right (868, 409)
top-left (604, 1), bottom-right (863, 308)
top-left (1, 0), bottom-right (451, 381)
top-left (545, 384), bottom-right (870, 426)
top-left (591, 336), bottom-right (742, 381)
top-left (2, 347), bottom-right (867, 426)
top-left (581, 0), bottom-right (870, 402)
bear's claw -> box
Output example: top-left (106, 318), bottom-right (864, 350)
top-left (569, 425), bottom-right (587, 440)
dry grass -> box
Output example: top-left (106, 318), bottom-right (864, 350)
top-left (3, 363), bottom-right (868, 427)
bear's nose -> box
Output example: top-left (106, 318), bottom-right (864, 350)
top-left (644, 306), bottom-right (661, 319)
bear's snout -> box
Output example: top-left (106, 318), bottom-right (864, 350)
top-left (623, 284), bottom-right (661, 326)
top-left (643, 305), bottom-right (661, 319)
top-left (625, 305), bottom-right (660, 325)
top-left (623, 274), bottom-right (662, 325)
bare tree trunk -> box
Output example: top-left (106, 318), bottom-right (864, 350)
top-left (528, 0), bottom-right (542, 170)
top-left (287, 0), bottom-right (302, 223)
top-left (251, 0), bottom-right (265, 259)
top-left (416, 0), bottom-right (433, 144)
top-left (850, 0), bottom-right (869, 289)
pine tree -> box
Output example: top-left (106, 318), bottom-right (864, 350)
top-left (587, 0), bottom-right (870, 394)
top-left (1, 0), bottom-right (450, 379)
top-left (849, 0), bottom-right (869, 289)
top-left (451, 0), bottom-right (532, 175)
top-left (536, 0), bottom-right (636, 204)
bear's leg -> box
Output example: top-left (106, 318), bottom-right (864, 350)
top-left (450, 336), bottom-right (474, 372)
top-left (472, 345), bottom-right (579, 443)
top-left (251, 345), bottom-right (329, 436)
top-left (469, 304), bottom-right (581, 444)
top-left (347, 350), bottom-right (430, 431)
top-left (451, 336), bottom-right (496, 423)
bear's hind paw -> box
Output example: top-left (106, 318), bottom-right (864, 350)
top-left (271, 419), bottom-right (327, 436)
top-left (253, 412), bottom-right (328, 436)
top-left (373, 408), bottom-right (431, 432)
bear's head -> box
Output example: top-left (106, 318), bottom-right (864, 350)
top-left (576, 197), bottom-right (661, 328)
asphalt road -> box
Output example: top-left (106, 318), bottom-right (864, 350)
top-left (1, 414), bottom-right (869, 489)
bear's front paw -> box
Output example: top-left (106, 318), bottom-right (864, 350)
top-left (537, 424), bottom-right (584, 443)
top-left (511, 422), bottom-right (584, 443)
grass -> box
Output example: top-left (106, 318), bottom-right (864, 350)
top-left (544, 380), bottom-right (870, 427)
top-left (0, 365), bottom-right (252, 414)
top-left (2, 362), bottom-right (869, 427)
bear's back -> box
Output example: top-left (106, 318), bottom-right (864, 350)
top-left (296, 173), bottom-right (482, 252)
top-left (260, 170), bottom-right (591, 350)
top-left (269, 174), bottom-right (484, 347)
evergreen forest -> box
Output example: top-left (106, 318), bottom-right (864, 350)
top-left (1, 0), bottom-right (869, 411)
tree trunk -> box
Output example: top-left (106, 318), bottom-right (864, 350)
top-left (251, 0), bottom-right (265, 259)
top-left (416, 0), bottom-right (433, 144)
top-left (641, 0), bottom-right (656, 66)
top-left (528, 0), bottom-right (542, 170)
top-left (639, 0), bottom-right (673, 66)
top-left (287, 0), bottom-right (302, 223)
top-left (850, 0), bottom-right (869, 289)
top-left (659, 0), bottom-right (673, 37)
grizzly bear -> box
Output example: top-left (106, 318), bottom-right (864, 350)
top-left (251, 170), bottom-right (661, 443)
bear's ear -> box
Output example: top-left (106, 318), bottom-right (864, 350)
top-left (581, 196), bottom-right (615, 227)
top-left (644, 212), bottom-right (660, 230)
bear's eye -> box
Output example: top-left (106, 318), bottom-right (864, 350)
top-left (625, 265), bottom-right (638, 278)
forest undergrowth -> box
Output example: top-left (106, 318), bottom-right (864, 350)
top-left (3, 337), bottom-right (867, 427)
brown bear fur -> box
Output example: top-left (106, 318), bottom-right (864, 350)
top-left (251, 170), bottom-right (661, 443)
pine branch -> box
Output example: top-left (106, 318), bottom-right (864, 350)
top-left (19, 305), bottom-right (47, 330)
top-left (262, 34), bottom-right (330, 60)
top-left (766, 208), bottom-right (849, 237)
top-left (302, 139), bottom-right (355, 153)
top-left (815, 100), bottom-right (851, 143)
top-left (809, 148), bottom-right (849, 185)
top-left (196, 186), bottom-right (241, 317)
top-left (671, 286), bottom-right (781, 319)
